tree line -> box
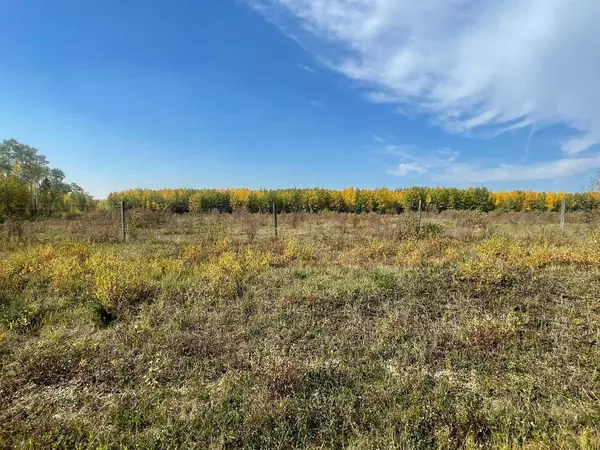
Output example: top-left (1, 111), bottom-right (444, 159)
top-left (104, 187), bottom-right (600, 214)
top-left (0, 139), bottom-right (95, 219)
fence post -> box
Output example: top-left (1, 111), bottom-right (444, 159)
top-left (560, 198), bottom-right (566, 235)
top-left (273, 202), bottom-right (278, 237)
top-left (4, 174), bottom-right (9, 215)
top-left (417, 198), bottom-right (423, 233)
top-left (121, 201), bottom-right (126, 242)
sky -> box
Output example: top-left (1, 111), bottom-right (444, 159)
top-left (1, 0), bottom-right (600, 198)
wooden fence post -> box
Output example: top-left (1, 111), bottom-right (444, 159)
top-left (4, 174), bottom-right (9, 215)
top-left (121, 201), bottom-right (126, 242)
top-left (560, 198), bottom-right (566, 235)
top-left (273, 202), bottom-right (278, 237)
top-left (417, 198), bottom-right (423, 233)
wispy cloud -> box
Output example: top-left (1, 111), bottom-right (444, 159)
top-left (432, 155), bottom-right (600, 183)
top-left (523, 124), bottom-right (536, 161)
top-left (309, 99), bottom-right (323, 107)
top-left (386, 145), bottom-right (458, 177)
top-left (297, 63), bottom-right (319, 74)
top-left (388, 162), bottom-right (426, 176)
top-left (387, 144), bottom-right (600, 183)
top-left (373, 135), bottom-right (385, 143)
top-left (386, 145), bottom-right (459, 167)
top-left (254, 0), bottom-right (600, 154)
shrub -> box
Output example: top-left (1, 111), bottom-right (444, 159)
top-left (391, 214), bottom-right (419, 241)
top-left (459, 258), bottom-right (512, 286)
top-left (67, 216), bottom-right (121, 243)
top-left (5, 304), bottom-right (43, 333)
top-left (203, 250), bottom-right (268, 299)
top-left (47, 255), bottom-right (91, 296)
top-left (3, 216), bottom-right (25, 241)
top-left (286, 212), bottom-right (303, 229)
top-left (125, 208), bottom-right (169, 241)
top-left (90, 254), bottom-right (160, 314)
top-left (452, 211), bottom-right (493, 241)
top-left (235, 211), bottom-right (260, 243)
top-left (127, 208), bottom-right (167, 229)
top-left (92, 301), bottom-right (117, 326)
top-left (283, 238), bottom-right (315, 263)
top-left (0, 259), bottom-right (18, 293)
top-left (420, 222), bottom-right (444, 237)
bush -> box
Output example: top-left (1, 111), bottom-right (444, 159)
top-left (420, 222), bottom-right (444, 237)
top-left (452, 211), bottom-right (493, 241)
top-left (67, 215), bottom-right (121, 243)
top-left (90, 254), bottom-right (160, 314)
top-left (3, 216), bottom-right (25, 241)
top-left (391, 214), bottom-right (420, 241)
top-left (127, 208), bottom-right (168, 230)
top-left (234, 211), bottom-right (260, 243)
top-left (203, 250), bottom-right (269, 299)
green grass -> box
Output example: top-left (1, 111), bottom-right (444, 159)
top-left (1, 211), bottom-right (599, 449)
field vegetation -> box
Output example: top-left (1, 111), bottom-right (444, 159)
top-left (1, 209), bottom-right (599, 449)
top-left (106, 187), bottom-right (600, 214)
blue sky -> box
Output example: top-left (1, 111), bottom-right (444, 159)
top-left (1, 0), bottom-right (599, 198)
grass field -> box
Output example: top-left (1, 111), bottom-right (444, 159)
top-left (1, 210), bottom-right (599, 449)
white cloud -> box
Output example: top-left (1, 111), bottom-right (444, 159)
top-left (433, 155), bottom-right (600, 183)
top-left (386, 145), bottom-right (459, 177)
top-left (388, 162), bottom-right (427, 176)
top-left (386, 145), bottom-right (459, 167)
top-left (373, 134), bottom-right (385, 142)
top-left (297, 63), bottom-right (319, 74)
top-left (364, 91), bottom-right (404, 104)
top-left (386, 144), bottom-right (600, 182)
top-left (309, 99), bottom-right (323, 107)
top-left (254, 0), bottom-right (600, 154)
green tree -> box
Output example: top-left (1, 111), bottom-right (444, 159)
top-left (0, 138), bottom-right (92, 218)
top-left (0, 139), bottom-right (18, 214)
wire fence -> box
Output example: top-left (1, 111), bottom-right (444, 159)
top-left (1, 198), bottom-right (597, 244)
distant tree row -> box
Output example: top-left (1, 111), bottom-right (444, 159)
top-left (104, 187), bottom-right (600, 214)
top-left (0, 139), bottom-right (95, 219)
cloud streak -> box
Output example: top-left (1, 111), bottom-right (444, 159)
top-left (297, 63), bottom-right (319, 74)
top-left (254, 0), bottom-right (600, 154)
top-left (387, 145), bottom-right (600, 183)
top-left (432, 155), bottom-right (600, 183)
top-left (388, 162), bottom-right (426, 176)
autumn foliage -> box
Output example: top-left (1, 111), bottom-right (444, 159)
top-left (106, 187), bottom-right (600, 214)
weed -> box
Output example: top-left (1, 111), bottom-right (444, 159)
top-left (3, 215), bottom-right (25, 241)
top-left (1, 211), bottom-right (600, 449)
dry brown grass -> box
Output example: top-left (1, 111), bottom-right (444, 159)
top-left (1, 210), bottom-right (599, 449)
